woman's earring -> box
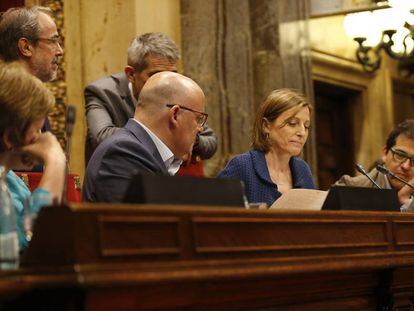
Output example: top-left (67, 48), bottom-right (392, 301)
top-left (265, 133), bottom-right (269, 140)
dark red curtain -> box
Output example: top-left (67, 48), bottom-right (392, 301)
top-left (0, 0), bottom-right (25, 12)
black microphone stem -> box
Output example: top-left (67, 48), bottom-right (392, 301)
top-left (377, 164), bottom-right (414, 191)
top-left (62, 105), bottom-right (76, 205)
top-left (355, 163), bottom-right (382, 189)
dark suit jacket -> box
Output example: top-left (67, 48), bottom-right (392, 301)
top-left (217, 150), bottom-right (315, 207)
top-left (82, 119), bottom-right (168, 203)
top-left (84, 72), bottom-right (217, 164)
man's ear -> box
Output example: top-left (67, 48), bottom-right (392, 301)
top-left (124, 66), bottom-right (136, 83)
top-left (2, 129), bottom-right (15, 150)
top-left (381, 145), bottom-right (388, 163)
top-left (167, 105), bottom-right (180, 129)
top-left (17, 37), bottom-right (34, 57)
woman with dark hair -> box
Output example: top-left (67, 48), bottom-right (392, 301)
top-left (218, 88), bottom-right (315, 206)
top-left (0, 61), bottom-right (65, 249)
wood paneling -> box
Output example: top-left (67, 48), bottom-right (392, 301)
top-left (7, 204), bottom-right (414, 309)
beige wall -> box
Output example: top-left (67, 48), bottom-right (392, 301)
top-left (135, 0), bottom-right (181, 50)
top-left (64, 3), bottom-right (414, 182)
top-left (66, 0), bottom-right (180, 181)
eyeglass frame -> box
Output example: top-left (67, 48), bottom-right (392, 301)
top-left (390, 147), bottom-right (414, 166)
top-left (31, 35), bottom-right (62, 47)
top-left (166, 104), bottom-right (208, 127)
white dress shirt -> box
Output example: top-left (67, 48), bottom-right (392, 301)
top-left (132, 119), bottom-right (182, 175)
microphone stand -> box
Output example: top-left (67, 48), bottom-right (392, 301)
top-left (355, 163), bottom-right (382, 189)
top-left (62, 105), bottom-right (76, 205)
top-left (376, 164), bottom-right (414, 191)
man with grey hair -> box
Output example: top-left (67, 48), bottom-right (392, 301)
top-left (84, 32), bottom-right (217, 174)
top-left (83, 71), bottom-right (207, 202)
top-left (0, 6), bottom-right (63, 82)
top-left (0, 6), bottom-right (63, 172)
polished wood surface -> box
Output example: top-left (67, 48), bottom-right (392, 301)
top-left (3, 205), bottom-right (414, 310)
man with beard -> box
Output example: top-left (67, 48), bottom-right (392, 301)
top-left (0, 6), bottom-right (63, 171)
top-left (0, 6), bottom-right (63, 83)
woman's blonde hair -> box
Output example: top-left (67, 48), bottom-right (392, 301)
top-left (0, 61), bottom-right (54, 151)
top-left (252, 88), bottom-right (312, 153)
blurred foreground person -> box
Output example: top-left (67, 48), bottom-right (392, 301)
top-left (0, 61), bottom-right (65, 249)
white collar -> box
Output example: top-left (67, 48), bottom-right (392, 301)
top-left (133, 119), bottom-right (182, 175)
top-left (128, 82), bottom-right (138, 106)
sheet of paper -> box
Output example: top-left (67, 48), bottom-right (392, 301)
top-left (269, 189), bottom-right (328, 211)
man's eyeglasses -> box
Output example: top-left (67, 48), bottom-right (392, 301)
top-left (36, 36), bottom-right (62, 47)
top-left (390, 147), bottom-right (414, 166)
top-left (166, 104), bottom-right (208, 127)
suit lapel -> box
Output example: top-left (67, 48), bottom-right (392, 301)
top-left (112, 73), bottom-right (135, 110)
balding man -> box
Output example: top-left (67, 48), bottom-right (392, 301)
top-left (83, 72), bottom-right (207, 202)
top-left (84, 32), bottom-right (216, 176)
top-left (0, 6), bottom-right (63, 82)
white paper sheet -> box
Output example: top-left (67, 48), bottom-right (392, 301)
top-left (269, 189), bottom-right (328, 211)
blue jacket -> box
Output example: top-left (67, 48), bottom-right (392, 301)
top-left (217, 150), bottom-right (315, 206)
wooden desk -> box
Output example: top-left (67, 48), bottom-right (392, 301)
top-left (3, 204), bottom-right (414, 310)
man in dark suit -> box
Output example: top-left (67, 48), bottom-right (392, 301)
top-left (83, 71), bottom-right (207, 202)
top-left (84, 32), bottom-right (216, 172)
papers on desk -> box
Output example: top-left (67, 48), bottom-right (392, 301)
top-left (269, 189), bottom-right (328, 211)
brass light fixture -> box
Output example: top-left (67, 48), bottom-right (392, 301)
top-left (345, 0), bottom-right (414, 76)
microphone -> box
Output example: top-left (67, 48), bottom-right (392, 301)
top-left (66, 105), bottom-right (76, 139)
top-left (62, 105), bottom-right (76, 204)
top-left (376, 164), bottom-right (414, 191)
top-left (355, 163), bottom-right (382, 189)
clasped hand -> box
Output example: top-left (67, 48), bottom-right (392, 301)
top-left (14, 132), bottom-right (65, 170)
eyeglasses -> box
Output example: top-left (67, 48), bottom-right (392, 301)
top-left (166, 104), bottom-right (208, 127)
top-left (36, 36), bottom-right (62, 47)
top-left (390, 148), bottom-right (414, 166)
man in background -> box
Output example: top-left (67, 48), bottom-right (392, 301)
top-left (336, 119), bottom-right (414, 211)
top-left (0, 6), bottom-right (63, 83)
top-left (83, 72), bottom-right (207, 202)
top-left (0, 6), bottom-right (63, 171)
top-left (84, 32), bottom-right (216, 175)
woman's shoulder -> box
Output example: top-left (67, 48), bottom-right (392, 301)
top-left (290, 157), bottom-right (315, 188)
top-left (218, 150), bottom-right (257, 178)
top-left (226, 150), bottom-right (252, 162)
top-left (291, 156), bottom-right (311, 169)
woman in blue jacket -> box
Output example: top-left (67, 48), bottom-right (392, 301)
top-left (218, 88), bottom-right (315, 207)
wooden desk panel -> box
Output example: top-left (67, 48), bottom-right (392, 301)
top-left (1, 205), bottom-right (413, 310)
